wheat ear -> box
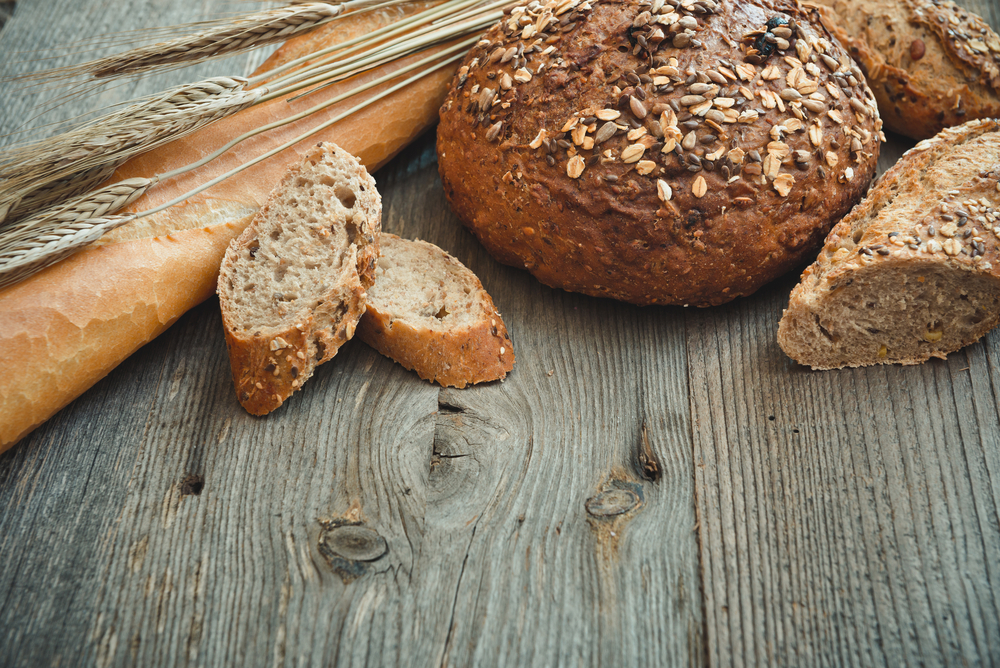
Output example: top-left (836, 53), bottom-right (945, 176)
top-left (0, 215), bottom-right (138, 290)
top-left (0, 178), bottom-right (153, 289)
top-left (0, 78), bottom-right (260, 225)
top-left (87, 3), bottom-right (347, 78)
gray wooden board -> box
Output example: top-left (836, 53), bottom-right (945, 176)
top-left (0, 0), bottom-right (997, 666)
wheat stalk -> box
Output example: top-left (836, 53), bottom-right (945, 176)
top-left (0, 215), bottom-right (138, 290)
top-left (0, 77), bottom-right (260, 225)
top-left (84, 3), bottom-right (348, 79)
top-left (3, 163), bottom-right (120, 227)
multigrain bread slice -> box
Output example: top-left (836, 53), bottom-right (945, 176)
top-left (218, 143), bottom-right (380, 414)
top-left (811, 0), bottom-right (1000, 139)
top-left (356, 234), bottom-right (514, 387)
top-left (777, 119), bottom-right (1000, 369)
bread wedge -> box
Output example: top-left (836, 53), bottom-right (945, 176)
top-left (778, 119), bottom-right (1000, 369)
top-left (812, 0), bottom-right (1000, 140)
top-left (357, 234), bottom-right (514, 387)
top-left (218, 143), bottom-right (380, 414)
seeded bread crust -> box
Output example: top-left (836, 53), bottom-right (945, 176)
top-left (218, 143), bottom-right (380, 415)
top-left (356, 234), bottom-right (514, 387)
top-left (811, 0), bottom-right (1000, 140)
top-left (437, 0), bottom-right (882, 306)
top-left (778, 118), bottom-right (1000, 369)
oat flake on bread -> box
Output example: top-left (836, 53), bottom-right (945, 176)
top-left (437, 0), bottom-right (883, 306)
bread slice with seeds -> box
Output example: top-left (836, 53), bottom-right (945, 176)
top-left (218, 143), bottom-right (380, 415)
top-left (778, 119), bottom-right (1000, 369)
top-left (356, 234), bottom-right (514, 387)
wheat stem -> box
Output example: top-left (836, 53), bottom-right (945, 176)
top-left (273, 9), bottom-right (500, 102)
top-left (87, 3), bottom-right (349, 78)
top-left (154, 41), bottom-right (471, 191)
top-left (249, 0), bottom-right (477, 88)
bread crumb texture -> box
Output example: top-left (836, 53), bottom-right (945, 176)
top-left (218, 143), bottom-right (380, 414)
top-left (357, 234), bottom-right (515, 387)
top-left (437, 0), bottom-right (883, 305)
top-left (778, 119), bottom-right (1000, 369)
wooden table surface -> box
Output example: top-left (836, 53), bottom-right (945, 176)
top-left (2, 1), bottom-right (1000, 666)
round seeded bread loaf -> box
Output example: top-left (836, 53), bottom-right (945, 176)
top-left (437, 0), bottom-right (884, 306)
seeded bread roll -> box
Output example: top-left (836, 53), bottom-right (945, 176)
top-left (811, 0), bottom-right (1000, 140)
top-left (218, 143), bottom-right (380, 415)
top-left (357, 233), bottom-right (515, 387)
top-left (437, 0), bottom-right (882, 306)
top-left (777, 118), bottom-right (1000, 369)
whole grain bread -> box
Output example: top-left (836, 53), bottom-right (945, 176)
top-left (811, 0), bottom-right (1000, 140)
top-left (218, 143), bottom-right (380, 415)
top-left (357, 234), bottom-right (514, 387)
top-left (437, 0), bottom-right (883, 307)
top-left (777, 118), bottom-right (1000, 369)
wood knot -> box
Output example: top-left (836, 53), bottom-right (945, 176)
top-left (585, 488), bottom-right (641, 517)
top-left (319, 525), bottom-right (387, 562)
top-left (317, 522), bottom-right (388, 583)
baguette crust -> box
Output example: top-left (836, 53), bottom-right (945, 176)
top-left (0, 6), bottom-right (456, 451)
top-left (778, 118), bottom-right (1000, 369)
top-left (811, 0), bottom-right (1000, 139)
top-left (0, 220), bottom-right (247, 446)
top-left (356, 235), bottom-right (514, 387)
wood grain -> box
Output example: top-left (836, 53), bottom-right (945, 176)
top-left (2, 0), bottom-right (1000, 666)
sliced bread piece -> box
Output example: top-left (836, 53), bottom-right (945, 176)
top-left (777, 119), bottom-right (1000, 370)
top-left (218, 142), bottom-right (380, 414)
top-left (356, 234), bottom-right (514, 387)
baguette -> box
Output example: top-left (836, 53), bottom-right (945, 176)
top-left (219, 143), bottom-right (380, 415)
top-left (777, 118), bottom-right (1000, 369)
top-left (810, 0), bottom-right (1000, 139)
top-left (357, 234), bottom-right (514, 387)
top-left (0, 5), bottom-right (457, 451)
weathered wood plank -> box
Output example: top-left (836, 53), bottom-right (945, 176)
top-left (689, 3), bottom-right (1000, 665)
top-left (70, 136), bottom-right (703, 668)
